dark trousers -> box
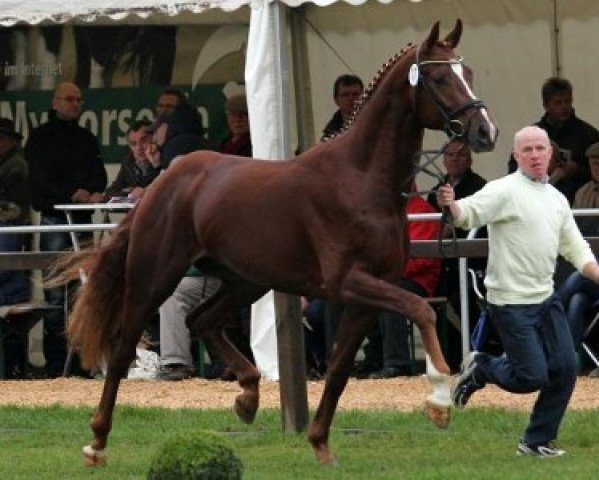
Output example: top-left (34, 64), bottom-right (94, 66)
top-left (0, 223), bottom-right (29, 305)
top-left (379, 278), bottom-right (426, 370)
top-left (557, 270), bottom-right (599, 347)
top-left (476, 295), bottom-right (577, 445)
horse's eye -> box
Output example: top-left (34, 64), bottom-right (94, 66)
top-left (432, 75), bottom-right (447, 86)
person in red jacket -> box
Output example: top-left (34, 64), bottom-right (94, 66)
top-left (367, 187), bottom-right (442, 378)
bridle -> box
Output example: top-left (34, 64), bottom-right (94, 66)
top-left (403, 47), bottom-right (487, 257)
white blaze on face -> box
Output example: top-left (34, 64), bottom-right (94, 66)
top-left (451, 62), bottom-right (498, 142)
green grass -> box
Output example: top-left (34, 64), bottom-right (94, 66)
top-left (0, 406), bottom-right (598, 479)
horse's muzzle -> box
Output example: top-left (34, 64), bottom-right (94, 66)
top-left (468, 109), bottom-right (498, 153)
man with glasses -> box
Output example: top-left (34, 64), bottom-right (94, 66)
top-left (25, 81), bottom-right (107, 378)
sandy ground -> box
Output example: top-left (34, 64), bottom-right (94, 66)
top-left (1, 376), bottom-right (598, 411)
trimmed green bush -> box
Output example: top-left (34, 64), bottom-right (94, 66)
top-left (147, 430), bottom-right (243, 479)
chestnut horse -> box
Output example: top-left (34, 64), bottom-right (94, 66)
top-left (58, 20), bottom-right (497, 466)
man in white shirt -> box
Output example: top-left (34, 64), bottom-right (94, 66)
top-left (437, 125), bottom-right (599, 457)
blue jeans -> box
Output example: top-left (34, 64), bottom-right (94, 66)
top-left (557, 271), bottom-right (599, 347)
top-left (0, 221), bottom-right (30, 305)
top-left (475, 295), bottom-right (577, 446)
top-left (39, 214), bottom-right (91, 375)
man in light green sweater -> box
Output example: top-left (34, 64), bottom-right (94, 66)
top-left (437, 125), bottom-right (599, 457)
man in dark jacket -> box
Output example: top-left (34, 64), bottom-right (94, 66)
top-left (25, 81), bottom-right (107, 378)
top-left (103, 120), bottom-right (159, 201)
top-left (534, 77), bottom-right (599, 204)
top-left (321, 74), bottom-right (363, 140)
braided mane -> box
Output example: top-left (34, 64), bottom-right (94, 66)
top-left (323, 42), bottom-right (417, 142)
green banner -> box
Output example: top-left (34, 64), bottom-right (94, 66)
top-left (0, 85), bottom-right (229, 163)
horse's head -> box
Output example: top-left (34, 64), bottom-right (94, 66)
top-left (410, 20), bottom-right (498, 152)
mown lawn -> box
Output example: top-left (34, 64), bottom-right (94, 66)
top-left (0, 406), bottom-right (598, 479)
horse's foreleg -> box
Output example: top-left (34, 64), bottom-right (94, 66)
top-left (83, 337), bottom-right (137, 466)
top-left (338, 269), bottom-right (451, 428)
top-left (308, 308), bottom-right (374, 465)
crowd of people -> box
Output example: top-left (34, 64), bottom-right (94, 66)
top-left (2, 72), bottom-right (599, 445)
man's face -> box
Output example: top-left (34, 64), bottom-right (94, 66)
top-left (544, 91), bottom-right (573, 123)
top-left (443, 142), bottom-right (472, 179)
top-left (335, 83), bottom-right (363, 117)
top-left (514, 131), bottom-right (552, 180)
top-left (589, 157), bottom-right (599, 183)
top-left (226, 110), bottom-right (249, 136)
top-left (127, 128), bottom-right (150, 163)
top-left (0, 133), bottom-right (17, 156)
top-left (53, 84), bottom-right (83, 121)
top-left (156, 93), bottom-right (180, 117)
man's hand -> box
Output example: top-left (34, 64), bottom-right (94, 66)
top-left (71, 188), bottom-right (91, 203)
top-left (436, 184), bottom-right (455, 207)
top-left (89, 192), bottom-right (106, 203)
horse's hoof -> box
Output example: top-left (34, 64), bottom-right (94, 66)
top-left (82, 444), bottom-right (107, 466)
top-left (234, 395), bottom-right (258, 424)
top-left (424, 400), bottom-right (451, 429)
top-left (314, 446), bottom-right (338, 466)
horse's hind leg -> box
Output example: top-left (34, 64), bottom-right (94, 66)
top-left (308, 306), bottom-right (376, 465)
top-left (84, 325), bottom-right (142, 466)
top-left (189, 281), bottom-right (267, 424)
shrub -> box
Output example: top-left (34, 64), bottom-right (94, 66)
top-left (147, 430), bottom-right (243, 479)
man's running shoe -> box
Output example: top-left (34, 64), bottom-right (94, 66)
top-left (450, 350), bottom-right (480, 408)
top-left (517, 441), bottom-right (565, 457)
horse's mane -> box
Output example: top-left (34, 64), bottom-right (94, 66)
top-left (323, 43), bottom-right (417, 142)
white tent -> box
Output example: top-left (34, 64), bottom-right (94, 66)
top-left (4, 0), bottom-right (599, 381)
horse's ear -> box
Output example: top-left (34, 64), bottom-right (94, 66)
top-left (423, 21), bottom-right (440, 52)
top-left (444, 19), bottom-right (463, 48)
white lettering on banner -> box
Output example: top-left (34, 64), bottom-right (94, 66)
top-left (102, 110), bottom-right (119, 145)
top-left (0, 101), bottom-right (211, 147)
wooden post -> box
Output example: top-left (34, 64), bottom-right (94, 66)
top-left (274, 291), bottom-right (309, 433)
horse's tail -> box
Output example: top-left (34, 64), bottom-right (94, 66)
top-left (49, 212), bottom-right (135, 370)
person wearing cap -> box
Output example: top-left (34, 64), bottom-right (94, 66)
top-left (25, 81), bottom-right (107, 378)
top-left (427, 140), bottom-right (488, 372)
top-left (573, 142), bottom-right (599, 211)
top-left (219, 94), bottom-right (252, 157)
top-left (0, 117), bottom-right (30, 307)
top-left (0, 117), bottom-right (31, 377)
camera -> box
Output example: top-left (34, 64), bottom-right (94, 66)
top-left (558, 148), bottom-right (572, 165)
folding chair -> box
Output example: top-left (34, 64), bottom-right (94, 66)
top-left (467, 268), bottom-right (502, 354)
top-left (580, 301), bottom-right (599, 370)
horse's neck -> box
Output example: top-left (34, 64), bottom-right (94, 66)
top-left (344, 78), bottom-right (422, 195)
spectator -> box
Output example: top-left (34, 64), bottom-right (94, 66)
top-left (147, 99), bottom-right (206, 170)
top-left (103, 120), bottom-right (160, 202)
top-left (148, 98), bottom-right (211, 381)
top-left (0, 117), bottom-right (31, 377)
top-left (427, 140), bottom-right (487, 371)
top-left (307, 74), bottom-right (365, 378)
top-left (438, 125), bottom-right (599, 457)
top-left (557, 266), bottom-right (599, 378)
top-left (219, 94), bottom-right (251, 157)
top-left (321, 74), bottom-right (364, 140)
top-left (534, 77), bottom-right (599, 203)
top-left (156, 88), bottom-right (187, 117)
top-left (0, 117), bottom-right (30, 306)
top-left (573, 142), bottom-right (599, 219)
top-left (25, 82), bottom-right (107, 378)
top-left (368, 189), bottom-right (442, 378)
top-left (157, 95), bottom-right (255, 381)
